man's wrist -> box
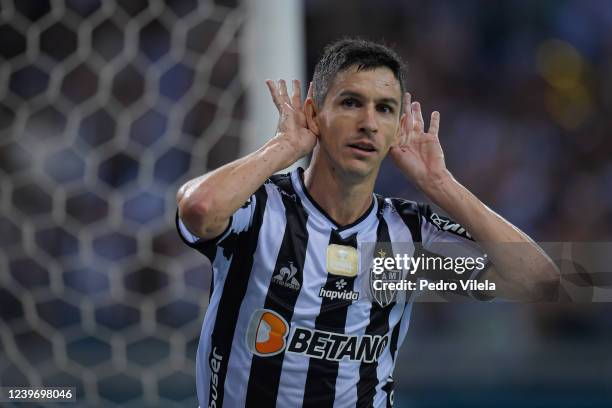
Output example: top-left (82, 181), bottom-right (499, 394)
top-left (260, 137), bottom-right (302, 171)
top-left (419, 170), bottom-right (461, 206)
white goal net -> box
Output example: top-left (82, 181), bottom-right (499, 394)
top-left (0, 0), bottom-right (247, 406)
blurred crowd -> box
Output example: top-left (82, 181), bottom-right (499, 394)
top-left (306, 0), bottom-right (612, 241)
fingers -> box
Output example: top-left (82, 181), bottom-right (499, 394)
top-left (412, 101), bottom-right (425, 134)
top-left (291, 79), bottom-right (302, 109)
top-left (403, 92), bottom-right (412, 134)
top-left (404, 93), bottom-right (412, 114)
top-left (267, 79), bottom-right (307, 112)
top-left (278, 80), bottom-right (289, 105)
top-left (307, 81), bottom-right (313, 100)
top-left (404, 93), bottom-right (440, 137)
top-left (266, 79), bottom-right (281, 111)
top-left (429, 111), bottom-right (440, 136)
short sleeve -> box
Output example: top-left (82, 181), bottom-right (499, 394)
top-left (418, 204), bottom-right (493, 300)
top-left (176, 192), bottom-right (260, 258)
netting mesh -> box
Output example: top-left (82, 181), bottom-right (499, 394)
top-left (0, 0), bottom-right (245, 406)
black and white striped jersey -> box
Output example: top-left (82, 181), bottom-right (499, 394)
top-left (177, 167), bottom-right (486, 408)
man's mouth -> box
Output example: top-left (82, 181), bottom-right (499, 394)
top-left (347, 142), bottom-right (377, 153)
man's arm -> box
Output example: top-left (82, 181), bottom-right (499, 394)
top-left (177, 80), bottom-right (316, 240)
top-left (421, 172), bottom-right (559, 301)
top-left (389, 93), bottom-right (559, 301)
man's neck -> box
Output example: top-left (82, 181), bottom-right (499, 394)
top-left (303, 157), bottom-right (376, 227)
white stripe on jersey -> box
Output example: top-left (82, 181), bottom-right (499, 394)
top-left (223, 183), bottom-right (286, 406)
top-left (275, 216), bottom-right (327, 406)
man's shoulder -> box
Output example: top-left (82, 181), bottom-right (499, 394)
top-left (267, 171), bottom-right (292, 187)
top-left (258, 171), bottom-right (299, 203)
top-left (375, 194), bottom-right (426, 217)
top-left (241, 171), bottom-right (292, 199)
top-left (375, 195), bottom-right (426, 240)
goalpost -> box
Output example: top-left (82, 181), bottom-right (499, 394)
top-left (0, 0), bottom-right (304, 406)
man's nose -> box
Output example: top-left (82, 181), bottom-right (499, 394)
top-left (358, 105), bottom-right (378, 135)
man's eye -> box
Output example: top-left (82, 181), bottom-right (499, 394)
top-left (341, 98), bottom-right (359, 107)
top-left (378, 104), bottom-right (393, 114)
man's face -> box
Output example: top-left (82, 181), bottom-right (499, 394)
top-left (315, 66), bottom-right (402, 178)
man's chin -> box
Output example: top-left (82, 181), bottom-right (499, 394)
top-left (339, 159), bottom-right (379, 180)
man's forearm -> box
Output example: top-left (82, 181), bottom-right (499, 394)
top-left (177, 138), bottom-right (298, 238)
top-left (421, 171), bottom-right (559, 300)
top-left (422, 171), bottom-right (525, 242)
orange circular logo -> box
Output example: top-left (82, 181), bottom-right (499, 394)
top-left (246, 309), bottom-right (289, 356)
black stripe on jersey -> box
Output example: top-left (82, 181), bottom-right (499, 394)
top-left (245, 175), bottom-right (309, 408)
top-left (357, 196), bottom-right (394, 407)
top-left (302, 229), bottom-right (358, 408)
top-left (206, 185), bottom-right (269, 408)
top-left (389, 317), bottom-right (401, 363)
top-left (388, 198), bottom-right (422, 243)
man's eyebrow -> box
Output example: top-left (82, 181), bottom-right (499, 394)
top-left (337, 90), bottom-right (399, 107)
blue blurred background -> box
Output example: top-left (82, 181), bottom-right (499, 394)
top-left (0, 0), bottom-right (611, 406)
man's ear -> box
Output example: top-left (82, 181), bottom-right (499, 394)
top-left (304, 98), bottom-right (320, 136)
top-left (392, 112), bottom-right (407, 147)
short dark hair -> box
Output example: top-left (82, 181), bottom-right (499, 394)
top-left (312, 38), bottom-right (406, 108)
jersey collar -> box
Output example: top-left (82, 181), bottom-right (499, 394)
top-left (291, 167), bottom-right (378, 236)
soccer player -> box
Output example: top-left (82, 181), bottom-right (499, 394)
top-left (176, 39), bottom-right (559, 407)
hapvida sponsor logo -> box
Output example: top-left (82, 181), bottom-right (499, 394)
top-left (318, 278), bottom-right (359, 301)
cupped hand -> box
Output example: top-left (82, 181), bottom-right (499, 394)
top-left (267, 79), bottom-right (317, 160)
top-left (389, 93), bottom-right (448, 189)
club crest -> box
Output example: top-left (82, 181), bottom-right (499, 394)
top-left (369, 248), bottom-right (401, 308)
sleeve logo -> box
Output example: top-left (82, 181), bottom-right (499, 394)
top-left (429, 212), bottom-right (473, 239)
